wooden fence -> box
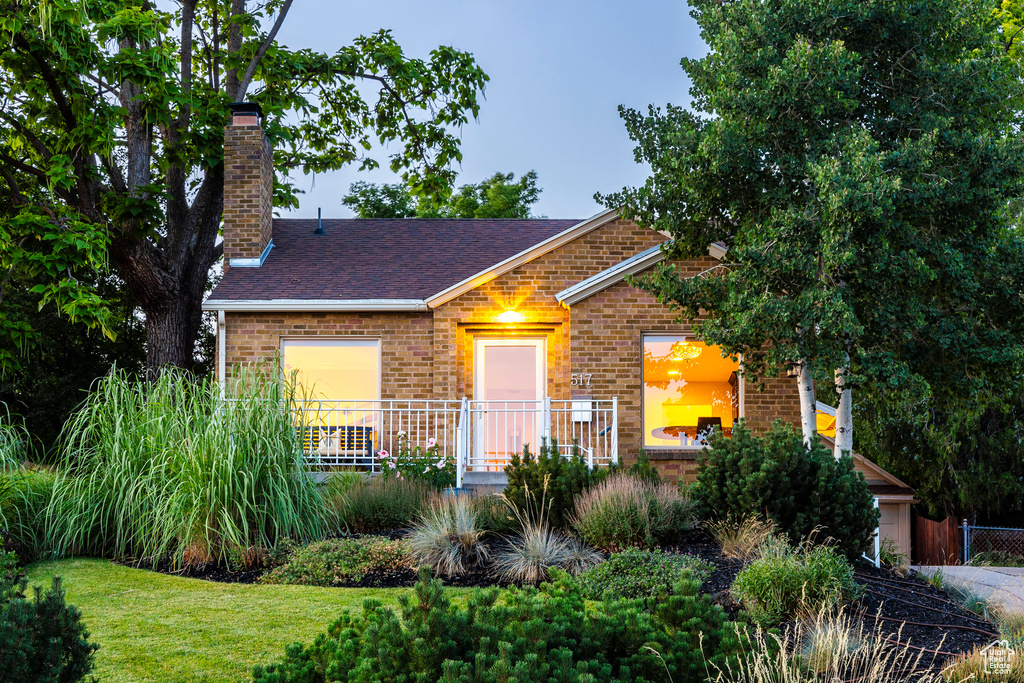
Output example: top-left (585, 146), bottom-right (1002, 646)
top-left (913, 513), bottom-right (960, 565)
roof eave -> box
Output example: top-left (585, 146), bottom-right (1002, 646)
top-left (203, 298), bottom-right (428, 312)
top-left (556, 244), bottom-right (667, 306)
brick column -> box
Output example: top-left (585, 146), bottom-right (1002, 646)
top-left (223, 103), bottom-right (273, 267)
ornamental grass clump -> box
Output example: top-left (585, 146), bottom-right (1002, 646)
top-left (706, 515), bottom-right (777, 562)
top-left (408, 493), bottom-right (489, 576)
top-left (491, 484), bottom-right (602, 583)
top-left (707, 610), bottom-right (944, 683)
top-left (731, 537), bottom-right (863, 626)
top-left (337, 475), bottom-right (431, 532)
top-left (44, 365), bottom-right (325, 567)
top-left (570, 473), bottom-right (696, 551)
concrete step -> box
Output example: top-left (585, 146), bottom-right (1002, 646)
top-left (462, 470), bottom-right (507, 485)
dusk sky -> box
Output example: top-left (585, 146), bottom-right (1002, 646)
top-left (274, 1), bottom-right (707, 220)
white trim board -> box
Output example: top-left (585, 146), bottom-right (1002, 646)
top-left (556, 244), bottom-right (667, 306)
top-left (202, 298), bottom-right (428, 312)
top-left (228, 239), bottom-right (274, 268)
top-left (424, 208), bottom-right (621, 308)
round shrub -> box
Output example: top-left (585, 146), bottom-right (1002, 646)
top-left (731, 542), bottom-right (863, 625)
top-left (261, 537), bottom-right (411, 586)
top-left (570, 474), bottom-right (696, 551)
top-left (693, 420), bottom-right (879, 558)
top-left (577, 548), bottom-right (713, 600)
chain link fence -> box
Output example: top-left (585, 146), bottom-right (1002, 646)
top-left (964, 524), bottom-right (1024, 563)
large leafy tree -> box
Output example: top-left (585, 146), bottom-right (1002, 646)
top-left (343, 170), bottom-right (541, 219)
top-left (603, 0), bottom-right (1024, 468)
top-left (0, 0), bottom-right (488, 373)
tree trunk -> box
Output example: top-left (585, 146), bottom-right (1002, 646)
top-left (833, 361), bottom-right (853, 458)
top-left (797, 359), bottom-right (817, 447)
top-left (143, 293), bottom-right (204, 375)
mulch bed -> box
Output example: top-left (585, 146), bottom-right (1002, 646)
top-left (852, 564), bottom-right (997, 665)
top-left (123, 529), bottom-right (996, 668)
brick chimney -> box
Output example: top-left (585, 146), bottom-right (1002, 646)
top-left (223, 102), bottom-right (273, 268)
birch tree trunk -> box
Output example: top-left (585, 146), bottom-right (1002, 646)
top-left (796, 359), bottom-right (817, 447)
top-left (833, 361), bottom-right (853, 458)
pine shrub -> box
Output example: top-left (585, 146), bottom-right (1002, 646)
top-left (577, 548), bottom-right (713, 600)
top-left (0, 557), bottom-right (99, 683)
top-left (693, 420), bottom-right (879, 558)
top-left (503, 439), bottom-right (604, 529)
top-left (253, 566), bottom-right (741, 683)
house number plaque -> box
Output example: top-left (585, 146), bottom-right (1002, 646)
top-left (570, 373), bottom-right (593, 387)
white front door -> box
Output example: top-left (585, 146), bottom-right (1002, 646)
top-left (472, 338), bottom-right (546, 468)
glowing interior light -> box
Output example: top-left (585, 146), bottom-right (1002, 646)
top-left (670, 341), bottom-right (702, 360)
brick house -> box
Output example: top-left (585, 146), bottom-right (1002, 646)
top-left (206, 104), bottom-right (915, 558)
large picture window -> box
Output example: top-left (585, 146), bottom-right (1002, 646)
top-left (281, 339), bottom-right (380, 400)
top-left (643, 336), bottom-right (739, 448)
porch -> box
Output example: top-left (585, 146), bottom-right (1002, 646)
top-left (293, 398), bottom-right (619, 487)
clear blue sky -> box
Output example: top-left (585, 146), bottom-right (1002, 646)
top-left (274, 1), bottom-right (707, 220)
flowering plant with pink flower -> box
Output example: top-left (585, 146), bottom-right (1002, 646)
top-left (377, 432), bottom-right (454, 489)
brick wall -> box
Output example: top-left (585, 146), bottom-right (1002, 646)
top-left (222, 311), bottom-right (434, 399)
top-left (223, 114), bottom-right (273, 264)
top-left (570, 267), bottom-right (802, 483)
top-left (219, 216), bottom-right (803, 482)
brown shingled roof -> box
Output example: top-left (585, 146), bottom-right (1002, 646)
top-left (208, 218), bottom-right (580, 301)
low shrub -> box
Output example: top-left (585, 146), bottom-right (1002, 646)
top-left (627, 449), bottom-right (661, 484)
top-left (711, 610), bottom-right (941, 683)
top-left (577, 548), bottom-right (713, 600)
top-left (377, 432), bottom-right (455, 490)
top-left (408, 494), bottom-right (489, 576)
top-left (504, 439), bottom-right (605, 529)
top-left (339, 475), bottom-right (430, 533)
top-left (0, 551), bottom-right (99, 683)
top-left (254, 566), bottom-right (742, 683)
top-left (262, 537), bottom-right (411, 587)
top-left (731, 540), bottom-right (863, 625)
top-left (570, 473), bottom-right (697, 551)
top-left (693, 420), bottom-right (879, 558)
top-left (706, 515), bottom-right (776, 562)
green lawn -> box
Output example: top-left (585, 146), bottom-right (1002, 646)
top-left (25, 559), bottom-right (478, 683)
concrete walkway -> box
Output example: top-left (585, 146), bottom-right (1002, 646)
top-left (917, 566), bottom-right (1024, 614)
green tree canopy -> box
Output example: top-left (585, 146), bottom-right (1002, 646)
top-left (603, 0), bottom-right (1024, 454)
top-left (0, 0), bottom-right (488, 373)
top-left (343, 170), bottom-right (541, 219)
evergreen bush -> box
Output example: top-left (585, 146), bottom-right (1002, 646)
top-left (503, 439), bottom-right (604, 529)
top-left (693, 420), bottom-right (878, 557)
top-left (576, 548), bottom-right (712, 600)
top-left (262, 537), bottom-right (411, 587)
top-left (253, 566), bottom-right (741, 683)
top-left (0, 551), bottom-right (99, 683)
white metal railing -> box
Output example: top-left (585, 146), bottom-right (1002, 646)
top-left (292, 398), bottom-right (619, 482)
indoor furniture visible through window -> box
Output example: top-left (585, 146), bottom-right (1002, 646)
top-left (642, 336), bottom-right (739, 449)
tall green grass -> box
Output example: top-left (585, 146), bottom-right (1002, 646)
top-left (45, 365), bottom-right (325, 566)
